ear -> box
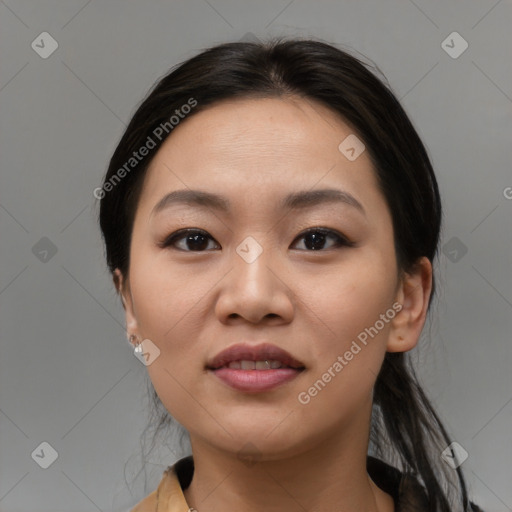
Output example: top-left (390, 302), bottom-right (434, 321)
top-left (113, 268), bottom-right (139, 337)
top-left (387, 256), bottom-right (433, 353)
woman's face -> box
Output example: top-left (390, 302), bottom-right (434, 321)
top-left (117, 97), bottom-right (428, 460)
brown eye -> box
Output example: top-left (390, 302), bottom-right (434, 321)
top-left (160, 229), bottom-right (220, 252)
top-left (291, 228), bottom-right (354, 251)
top-left (160, 227), bottom-right (354, 252)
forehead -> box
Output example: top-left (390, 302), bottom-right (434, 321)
top-left (137, 96), bottom-right (383, 217)
top-left (156, 96), bottom-right (356, 163)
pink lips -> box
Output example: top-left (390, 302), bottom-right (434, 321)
top-left (206, 343), bottom-right (305, 393)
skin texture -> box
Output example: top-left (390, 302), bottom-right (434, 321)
top-left (115, 97), bottom-right (432, 512)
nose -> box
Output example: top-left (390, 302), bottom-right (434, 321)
top-left (214, 241), bottom-right (294, 325)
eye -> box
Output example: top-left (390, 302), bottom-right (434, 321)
top-left (160, 227), bottom-right (354, 252)
top-left (160, 229), bottom-right (220, 252)
top-left (291, 228), bottom-right (355, 251)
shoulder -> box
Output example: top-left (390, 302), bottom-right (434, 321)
top-left (128, 466), bottom-right (175, 511)
top-left (128, 459), bottom-right (192, 511)
top-left (129, 489), bottom-right (157, 511)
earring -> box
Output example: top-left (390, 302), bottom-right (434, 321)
top-left (129, 334), bottom-right (143, 355)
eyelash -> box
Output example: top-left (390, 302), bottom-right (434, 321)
top-left (159, 227), bottom-right (355, 252)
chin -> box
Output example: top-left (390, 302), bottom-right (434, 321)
top-left (213, 426), bottom-right (303, 456)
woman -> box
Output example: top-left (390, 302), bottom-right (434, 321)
top-left (98, 38), bottom-right (483, 511)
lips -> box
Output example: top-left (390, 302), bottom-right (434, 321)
top-left (206, 343), bottom-right (305, 393)
top-left (206, 343), bottom-right (305, 370)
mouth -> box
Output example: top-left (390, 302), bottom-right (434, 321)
top-left (206, 343), bottom-right (305, 393)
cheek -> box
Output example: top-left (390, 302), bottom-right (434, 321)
top-left (295, 275), bottom-right (392, 428)
top-left (132, 260), bottom-right (213, 428)
top-left (130, 247), bottom-right (209, 341)
top-left (296, 251), bottom-right (396, 405)
top-left (300, 251), bottom-right (396, 347)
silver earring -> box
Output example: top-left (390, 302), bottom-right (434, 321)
top-left (129, 334), bottom-right (143, 355)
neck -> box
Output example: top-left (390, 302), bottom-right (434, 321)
top-left (183, 407), bottom-right (394, 512)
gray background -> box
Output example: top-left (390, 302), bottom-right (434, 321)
top-left (1, 1), bottom-right (511, 511)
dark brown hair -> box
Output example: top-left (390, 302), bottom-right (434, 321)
top-left (99, 38), bottom-right (476, 511)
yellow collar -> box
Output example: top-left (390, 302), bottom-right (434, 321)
top-left (130, 457), bottom-right (193, 511)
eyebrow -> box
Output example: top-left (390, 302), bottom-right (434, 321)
top-left (151, 188), bottom-right (366, 217)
